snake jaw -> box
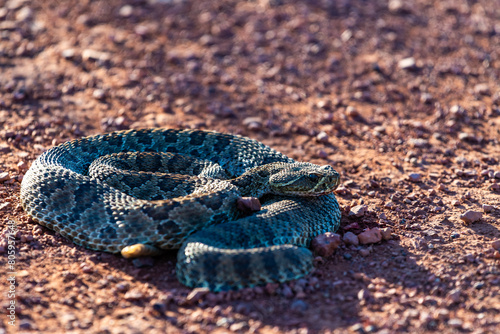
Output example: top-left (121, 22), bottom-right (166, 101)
top-left (268, 163), bottom-right (340, 197)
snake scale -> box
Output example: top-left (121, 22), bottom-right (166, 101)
top-left (20, 129), bottom-right (341, 291)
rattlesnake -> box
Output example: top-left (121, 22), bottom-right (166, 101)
top-left (20, 129), bottom-right (341, 290)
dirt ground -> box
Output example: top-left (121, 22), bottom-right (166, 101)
top-left (1, 0), bottom-right (500, 333)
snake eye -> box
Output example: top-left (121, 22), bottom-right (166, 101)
top-left (308, 173), bottom-right (319, 181)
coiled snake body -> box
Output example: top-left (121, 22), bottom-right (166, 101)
top-left (21, 129), bottom-right (341, 291)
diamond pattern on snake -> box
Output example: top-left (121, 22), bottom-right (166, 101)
top-left (20, 128), bottom-right (341, 291)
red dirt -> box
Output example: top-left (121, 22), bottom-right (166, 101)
top-left (1, 0), bottom-right (499, 333)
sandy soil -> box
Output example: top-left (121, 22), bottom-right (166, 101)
top-left (1, 0), bottom-right (499, 333)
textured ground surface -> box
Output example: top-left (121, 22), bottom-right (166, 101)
top-left (1, 0), bottom-right (500, 333)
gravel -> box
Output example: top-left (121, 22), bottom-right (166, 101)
top-left (3, 0), bottom-right (500, 333)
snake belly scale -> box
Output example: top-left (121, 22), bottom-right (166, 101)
top-left (20, 129), bottom-right (341, 291)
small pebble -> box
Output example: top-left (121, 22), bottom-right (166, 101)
top-left (494, 171), bottom-right (500, 179)
top-left (398, 57), bottom-right (417, 70)
top-left (491, 239), bottom-right (500, 251)
top-left (409, 138), bottom-right (428, 148)
top-left (124, 289), bottom-right (144, 300)
top-left (281, 285), bottom-right (294, 298)
top-left (420, 93), bottom-right (433, 104)
top-left (290, 299), bottom-right (309, 313)
top-left (473, 282), bottom-right (484, 290)
top-left (237, 197), bottom-right (261, 214)
top-left (61, 49), bottom-right (75, 59)
top-left (408, 173), bottom-right (422, 182)
top-left (17, 161), bottom-right (28, 171)
top-left (186, 287), bottom-right (210, 303)
top-left (460, 210), bottom-right (482, 224)
top-left (358, 228), bottom-right (382, 244)
top-left (474, 83), bottom-right (490, 96)
top-left (343, 253), bottom-right (352, 260)
top-left (19, 319), bottom-right (33, 330)
top-left (343, 231), bottom-right (359, 246)
top-left (490, 183), bottom-right (500, 191)
top-left (448, 318), bottom-right (463, 328)
top-left (482, 204), bottom-right (494, 213)
top-left (458, 132), bottom-right (478, 142)
top-left (380, 227), bottom-right (392, 240)
top-left (119, 5), bottom-right (134, 17)
top-left (345, 106), bottom-right (360, 118)
top-left (82, 49), bottom-right (110, 62)
top-left (359, 248), bottom-right (370, 257)
top-left (93, 89), bottom-right (106, 100)
top-left (0, 145), bottom-right (11, 153)
top-left (311, 232), bottom-right (341, 257)
top-left (0, 172), bottom-right (10, 182)
top-left (316, 131), bottom-right (329, 143)
top-left (447, 289), bottom-right (461, 303)
top-left (16, 7), bottom-right (32, 21)
top-left (242, 117), bottom-right (262, 131)
top-left (349, 204), bottom-right (367, 217)
top-left (317, 150), bottom-right (328, 159)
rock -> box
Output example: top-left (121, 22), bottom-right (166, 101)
top-left (311, 232), bottom-right (342, 257)
top-left (93, 89), bottom-right (106, 100)
top-left (17, 161), bottom-right (28, 171)
top-left (463, 253), bottom-right (476, 263)
top-left (473, 282), bottom-right (484, 289)
top-left (420, 93), bottom-right (433, 104)
top-left (345, 106), bottom-right (360, 118)
top-left (349, 204), bottom-right (367, 217)
top-left (316, 100), bottom-right (330, 109)
top-left (242, 117), bottom-right (262, 131)
top-left (0, 145), bottom-right (11, 153)
top-left (474, 83), bottom-right (490, 96)
top-left (408, 173), bottom-right (422, 182)
top-left (280, 285), bottom-right (294, 298)
top-left (0, 172), bottom-right (10, 182)
top-left (358, 228), bottom-right (382, 244)
top-left (317, 149), bottom-right (328, 159)
top-left (61, 49), bottom-right (75, 59)
top-left (460, 210), bottom-right (482, 224)
top-left (343, 231), bottom-right (359, 246)
top-left (446, 288), bottom-right (461, 303)
top-left (490, 183), bottom-right (500, 192)
top-left (494, 171), bottom-right (500, 179)
top-left (290, 299), bottom-right (309, 313)
top-left (119, 5), bottom-right (134, 17)
top-left (380, 227), bottom-right (392, 240)
top-left (458, 132), bottom-right (478, 142)
top-left (409, 138), bottom-right (428, 148)
top-left (359, 248), bottom-right (370, 256)
top-left (482, 204), bottom-right (494, 213)
top-left (316, 131), bottom-right (329, 143)
top-left (237, 197), bottom-right (261, 214)
top-left (186, 287), bottom-right (210, 303)
top-left (343, 222), bottom-right (359, 230)
top-left (398, 57), bottom-right (417, 70)
top-left (124, 289), bottom-right (144, 301)
top-left (82, 49), bottom-right (110, 62)
top-left (16, 7), bottom-right (32, 21)
top-left (491, 239), bottom-right (500, 251)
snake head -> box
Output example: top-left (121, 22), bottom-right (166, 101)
top-left (269, 162), bottom-right (340, 196)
